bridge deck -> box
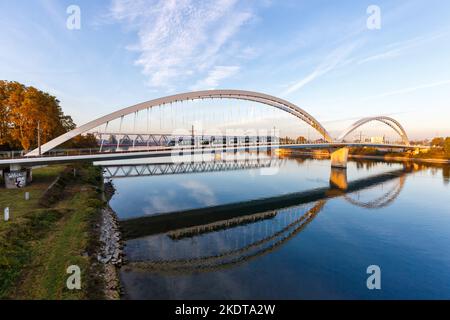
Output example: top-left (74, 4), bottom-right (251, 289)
top-left (0, 143), bottom-right (419, 168)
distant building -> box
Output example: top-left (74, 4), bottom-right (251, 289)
top-left (370, 136), bottom-right (385, 144)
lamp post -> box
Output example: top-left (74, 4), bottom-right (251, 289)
top-left (37, 120), bottom-right (41, 156)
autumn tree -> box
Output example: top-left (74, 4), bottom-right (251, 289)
top-left (63, 133), bottom-right (98, 149)
top-left (444, 137), bottom-right (450, 157)
top-left (0, 81), bottom-right (12, 147)
top-left (1, 81), bottom-right (26, 149)
top-left (431, 137), bottom-right (444, 147)
top-left (0, 81), bottom-right (77, 151)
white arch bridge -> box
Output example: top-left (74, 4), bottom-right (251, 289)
top-left (0, 90), bottom-right (425, 180)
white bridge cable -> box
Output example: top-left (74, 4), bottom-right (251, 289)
top-left (25, 90), bottom-right (412, 156)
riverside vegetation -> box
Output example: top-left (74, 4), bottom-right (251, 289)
top-left (0, 163), bottom-right (120, 299)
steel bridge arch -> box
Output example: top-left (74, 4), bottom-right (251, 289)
top-left (343, 175), bottom-right (406, 209)
top-left (337, 116), bottom-right (410, 146)
top-left (27, 90), bottom-right (332, 156)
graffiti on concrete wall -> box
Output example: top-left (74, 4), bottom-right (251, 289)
top-left (5, 171), bottom-right (27, 189)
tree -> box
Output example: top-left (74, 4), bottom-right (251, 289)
top-left (0, 81), bottom-right (12, 147)
top-left (444, 137), bottom-right (450, 157)
top-left (431, 137), bottom-right (444, 147)
top-left (0, 80), bottom-right (77, 151)
top-left (64, 133), bottom-right (98, 149)
top-left (3, 81), bottom-right (27, 149)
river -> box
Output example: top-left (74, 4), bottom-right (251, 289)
top-left (100, 153), bottom-right (450, 299)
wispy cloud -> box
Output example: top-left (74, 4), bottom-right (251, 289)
top-left (109, 0), bottom-right (253, 90)
top-left (191, 65), bottom-right (240, 90)
top-left (361, 79), bottom-right (450, 101)
top-left (358, 31), bottom-right (450, 65)
top-left (281, 41), bottom-right (360, 97)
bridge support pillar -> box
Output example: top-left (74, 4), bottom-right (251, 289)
top-left (330, 168), bottom-right (348, 191)
top-left (330, 147), bottom-right (349, 169)
top-left (3, 165), bottom-right (32, 189)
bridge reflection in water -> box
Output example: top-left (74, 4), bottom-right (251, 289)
top-left (119, 160), bottom-right (415, 275)
top-left (102, 156), bottom-right (285, 179)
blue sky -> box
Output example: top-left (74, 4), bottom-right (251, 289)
top-left (1, 0), bottom-right (450, 139)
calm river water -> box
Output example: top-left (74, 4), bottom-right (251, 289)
top-left (102, 153), bottom-right (450, 299)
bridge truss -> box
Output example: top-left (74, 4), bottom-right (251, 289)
top-left (94, 132), bottom-right (280, 151)
top-left (102, 158), bottom-right (284, 179)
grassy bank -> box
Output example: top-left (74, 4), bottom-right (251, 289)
top-left (349, 146), bottom-right (450, 161)
top-left (0, 164), bottom-right (105, 299)
top-left (278, 147), bottom-right (450, 164)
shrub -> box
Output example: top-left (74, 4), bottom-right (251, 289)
top-left (444, 137), bottom-right (450, 157)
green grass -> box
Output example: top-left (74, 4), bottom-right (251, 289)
top-left (14, 194), bottom-right (99, 299)
top-left (0, 164), bottom-right (105, 300)
top-left (0, 166), bottom-right (65, 234)
top-left (0, 209), bottom-right (65, 298)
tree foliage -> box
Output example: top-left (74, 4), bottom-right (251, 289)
top-left (444, 137), bottom-right (450, 157)
top-left (431, 137), bottom-right (444, 147)
top-left (0, 81), bottom-right (76, 151)
top-left (63, 134), bottom-right (99, 149)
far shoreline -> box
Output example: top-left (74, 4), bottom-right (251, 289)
top-left (278, 148), bottom-right (450, 165)
top-left (349, 154), bottom-right (450, 165)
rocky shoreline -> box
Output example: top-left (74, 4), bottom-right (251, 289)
top-left (98, 181), bottom-right (124, 299)
top-left (98, 206), bottom-right (123, 266)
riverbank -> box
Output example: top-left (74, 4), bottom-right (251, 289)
top-left (0, 164), bottom-right (122, 299)
top-left (278, 148), bottom-right (450, 165)
top-left (349, 154), bottom-right (450, 164)
top-left (98, 181), bottom-right (123, 299)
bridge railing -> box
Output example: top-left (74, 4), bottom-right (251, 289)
top-left (0, 148), bottom-right (110, 159)
top-left (279, 140), bottom-right (329, 145)
top-left (0, 150), bottom-right (27, 160)
top-left (0, 141), bottom-right (419, 161)
top-left (0, 142), bottom-right (283, 160)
